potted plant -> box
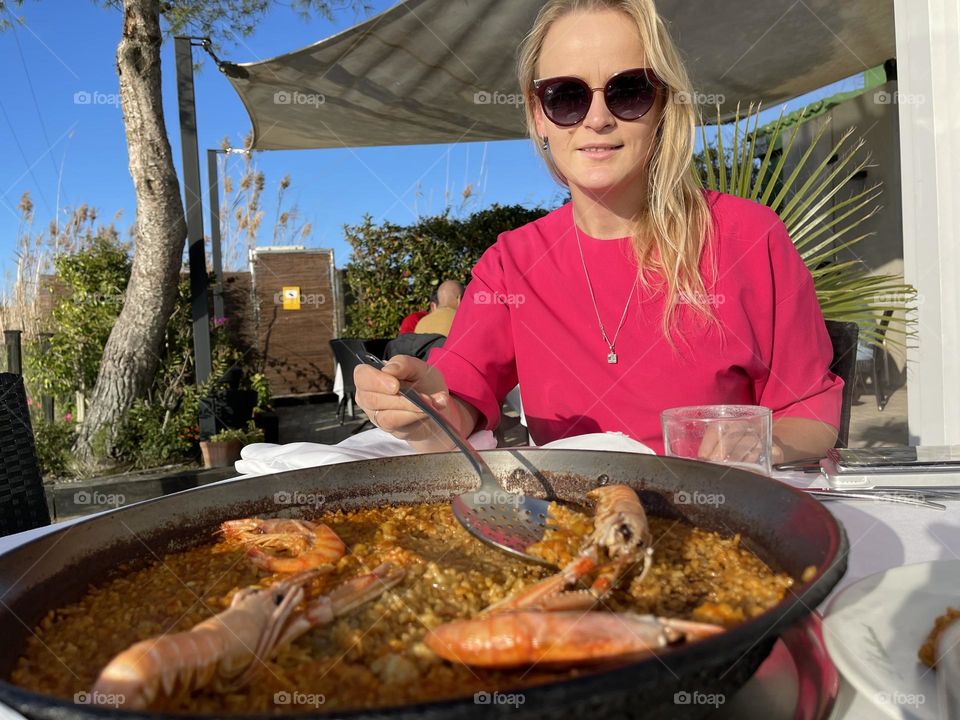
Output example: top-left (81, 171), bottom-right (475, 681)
top-left (200, 421), bottom-right (265, 469)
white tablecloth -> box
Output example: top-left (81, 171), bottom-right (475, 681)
top-left (1, 432), bottom-right (956, 720)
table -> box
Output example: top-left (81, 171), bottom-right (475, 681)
top-left (1, 440), bottom-right (957, 719)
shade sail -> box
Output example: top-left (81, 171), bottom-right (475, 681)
top-left (226, 0), bottom-right (895, 151)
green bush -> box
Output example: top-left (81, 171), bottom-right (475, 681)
top-left (343, 204), bottom-right (549, 337)
top-left (32, 419), bottom-right (77, 479)
top-left (209, 420), bottom-right (264, 444)
top-left (26, 232), bottom-right (131, 399)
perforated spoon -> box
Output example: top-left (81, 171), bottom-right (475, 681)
top-left (354, 351), bottom-right (553, 565)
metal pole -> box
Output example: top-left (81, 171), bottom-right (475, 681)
top-left (174, 36), bottom-right (216, 438)
top-left (207, 149), bottom-right (225, 320)
top-left (4, 330), bottom-right (22, 375)
top-left (38, 333), bottom-right (54, 423)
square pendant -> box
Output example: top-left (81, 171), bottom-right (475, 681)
top-left (607, 352), bottom-right (618, 364)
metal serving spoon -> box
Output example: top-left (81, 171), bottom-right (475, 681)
top-left (354, 351), bottom-right (553, 565)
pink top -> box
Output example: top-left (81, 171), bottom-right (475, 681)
top-left (429, 190), bottom-right (842, 452)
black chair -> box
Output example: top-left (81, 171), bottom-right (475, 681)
top-left (855, 309), bottom-right (895, 411)
top-left (329, 338), bottom-right (368, 425)
top-left (824, 320), bottom-right (859, 448)
top-left (384, 333), bottom-right (446, 361)
top-left (0, 373), bottom-right (51, 537)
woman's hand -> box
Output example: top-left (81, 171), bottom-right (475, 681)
top-left (697, 422), bottom-right (771, 466)
top-left (697, 417), bottom-right (838, 467)
top-left (353, 355), bottom-right (480, 452)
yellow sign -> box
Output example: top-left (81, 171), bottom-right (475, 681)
top-left (282, 286), bottom-right (301, 310)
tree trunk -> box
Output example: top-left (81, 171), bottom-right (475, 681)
top-left (74, 0), bottom-right (187, 462)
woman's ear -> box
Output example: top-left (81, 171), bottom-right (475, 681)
top-left (532, 96), bottom-right (547, 142)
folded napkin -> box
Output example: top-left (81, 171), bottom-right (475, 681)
top-left (233, 430), bottom-right (653, 478)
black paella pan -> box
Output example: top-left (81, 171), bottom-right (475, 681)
top-left (0, 448), bottom-right (848, 720)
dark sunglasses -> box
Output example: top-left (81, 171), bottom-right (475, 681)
top-left (532, 67), bottom-right (663, 127)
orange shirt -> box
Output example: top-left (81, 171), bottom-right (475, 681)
top-left (415, 307), bottom-right (457, 336)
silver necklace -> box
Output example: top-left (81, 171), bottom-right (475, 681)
top-left (573, 218), bottom-right (639, 364)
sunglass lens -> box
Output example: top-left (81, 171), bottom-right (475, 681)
top-left (542, 80), bottom-right (590, 126)
top-left (606, 72), bottom-right (657, 120)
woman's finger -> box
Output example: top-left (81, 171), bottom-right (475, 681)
top-left (724, 430), bottom-right (762, 463)
top-left (354, 364), bottom-right (400, 394)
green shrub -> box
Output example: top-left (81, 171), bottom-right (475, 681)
top-left (26, 232), bottom-right (131, 399)
top-left (32, 419), bottom-right (76, 479)
top-left (208, 420), bottom-right (264, 444)
top-left (344, 204), bottom-right (549, 337)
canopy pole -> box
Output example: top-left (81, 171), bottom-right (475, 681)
top-left (893, 0), bottom-right (960, 444)
top-left (174, 36), bottom-right (216, 438)
top-left (207, 149), bottom-right (225, 321)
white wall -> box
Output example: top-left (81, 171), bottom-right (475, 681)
top-left (893, 0), bottom-right (960, 445)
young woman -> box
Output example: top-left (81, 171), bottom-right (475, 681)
top-left (355, 0), bottom-right (841, 463)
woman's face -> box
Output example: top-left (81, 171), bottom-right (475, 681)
top-left (533, 9), bottom-right (664, 199)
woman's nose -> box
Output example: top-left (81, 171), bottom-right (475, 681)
top-left (583, 88), bottom-right (615, 131)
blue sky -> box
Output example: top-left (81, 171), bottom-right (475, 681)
top-left (0, 0), bottom-right (863, 280)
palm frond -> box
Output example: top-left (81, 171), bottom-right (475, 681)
top-left (694, 104), bottom-right (917, 350)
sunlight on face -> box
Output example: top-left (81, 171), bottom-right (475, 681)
top-left (534, 9), bottom-right (663, 200)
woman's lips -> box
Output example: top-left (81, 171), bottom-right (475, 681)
top-left (578, 145), bottom-right (622, 159)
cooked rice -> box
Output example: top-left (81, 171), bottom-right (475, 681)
top-left (11, 501), bottom-right (792, 713)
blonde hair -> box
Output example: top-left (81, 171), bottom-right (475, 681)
top-left (518, 0), bottom-right (715, 338)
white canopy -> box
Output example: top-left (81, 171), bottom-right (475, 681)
top-left (225, 0), bottom-right (895, 151)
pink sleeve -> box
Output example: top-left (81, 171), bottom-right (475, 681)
top-left (756, 219), bottom-right (843, 429)
top-left (427, 240), bottom-right (518, 430)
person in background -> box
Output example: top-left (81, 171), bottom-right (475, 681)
top-left (414, 280), bottom-right (464, 336)
top-left (397, 291), bottom-right (438, 334)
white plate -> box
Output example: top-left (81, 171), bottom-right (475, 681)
top-left (823, 560), bottom-right (960, 720)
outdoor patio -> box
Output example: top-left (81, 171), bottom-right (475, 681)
top-left (1, 0), bottom-right (959, 718)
